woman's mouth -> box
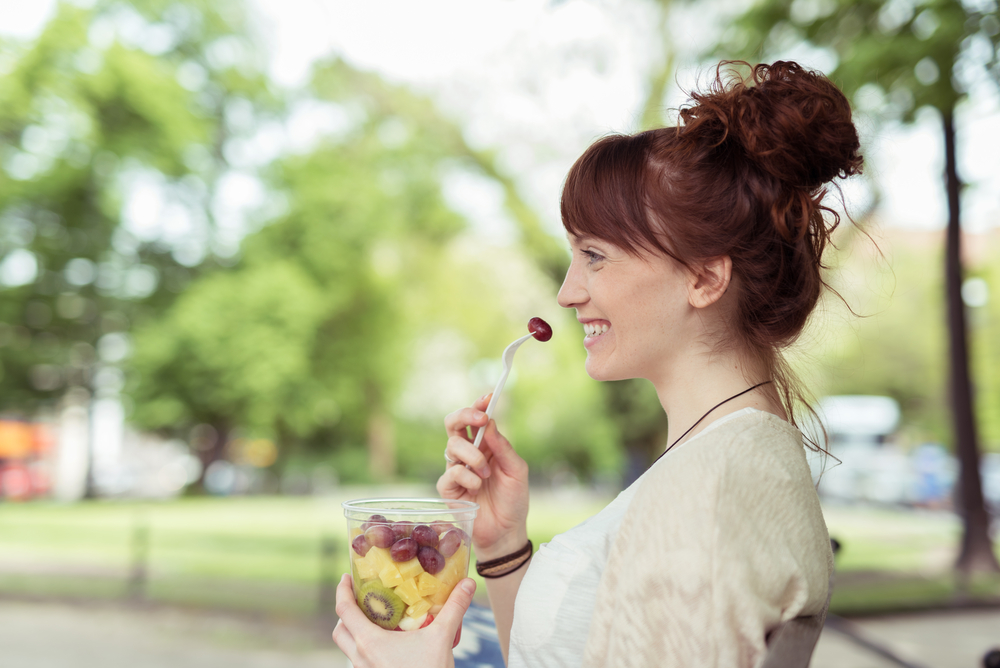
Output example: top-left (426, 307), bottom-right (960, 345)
top-left (584, 322), bottom-right (610, 338)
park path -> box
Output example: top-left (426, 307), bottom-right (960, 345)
top-left (0, 598), bottom-right (348, 668)
top-left (1, 597), bottom-right (997, 667)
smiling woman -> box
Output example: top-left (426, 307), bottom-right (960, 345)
top-left (334, 60), bottom-right (865, 668)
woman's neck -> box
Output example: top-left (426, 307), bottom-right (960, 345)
top-left (652, 350), bottom-right (784, 449)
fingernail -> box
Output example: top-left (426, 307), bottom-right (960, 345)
top-left (461, 580), bottom-right (476, 594)
top-left (481, 464), bottom-right (491, 478)
top-left (473, 411), bottom-right (486, 420)
top-left (480, 393), bottom-right (490, 403)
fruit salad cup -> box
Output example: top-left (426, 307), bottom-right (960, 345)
top-left (342, 498), bottom-right (478, 632)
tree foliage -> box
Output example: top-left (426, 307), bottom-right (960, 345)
top-left (0, 0), bottom-right (274, 413)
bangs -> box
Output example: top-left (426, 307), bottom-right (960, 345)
top-left (560, 132), bottom-right (672, 257)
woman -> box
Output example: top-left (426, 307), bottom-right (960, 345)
top-left (334, 60), bottom-right (863, 667)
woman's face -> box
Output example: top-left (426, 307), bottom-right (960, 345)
top-left (557, 233), bottom-right (694, 384)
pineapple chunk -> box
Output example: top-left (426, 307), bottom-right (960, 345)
top-left (429, 581), bottom-right (455, 606)
top-left (354, 555), bottom-right (378, 580)
top-left (397, 558), bottom-right (423, 580)
top-left (367, 547), bottom-right (393, 571)
top-left (350, 527), bottom-right (363, 539)
top-left (395, 578), bottom-right (423, 606)
top-left (406, 598), bottom-right (432, 619)
top-left (438, 545), bottom-right (469, 586)
top-left (416, 572), bottom-right (442, 596)
top-left (378, 562), bottom-right (404, 588)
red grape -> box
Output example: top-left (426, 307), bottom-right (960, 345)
top-left (438, 529), bottom-right (462, 557)
top-left (352, 534), bottom-right (372, 557)
top-left (365, 524), bottom-right (395, 549)
top-left (528, 317), bottom-right (552, 342)
top-left (417, 546), bottom-right (445, 574)
top-left (430, 522), bottom-right (455, 535)
top-left (391, 521), bottom-right (414, 541)
top-left (411, 525), bottom-right (439, 549)
top-left (361, 514), bottom-right (388, 532)
top-left (390, 537), bottom-right (418, 562)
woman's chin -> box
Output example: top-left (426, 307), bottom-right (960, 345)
top-left (584, 358), bottom-right (629, 382)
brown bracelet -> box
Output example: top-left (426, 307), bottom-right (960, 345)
top-left (476, 540), bottom-right (533, 579)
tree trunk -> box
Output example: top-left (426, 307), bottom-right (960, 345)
top-left (191, 422), bottom-right (229, 494)
top-left (942, 111), bottom-right (1000, 575)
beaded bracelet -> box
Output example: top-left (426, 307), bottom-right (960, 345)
top-left (475, 540), bottom-right (533, 579)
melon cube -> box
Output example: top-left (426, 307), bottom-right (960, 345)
top-left (406, 598), bottom-right (432, 619)
top-left (397, 557), bottom-right (424, 580)
top-left (416, 572), bottom-right (442, 596)
top-left (378, 562), bottom-right (404, 588)
top-left (395, 578), bottom-right (423, 606)
top-left (398, 613), bottom-right (427, 631)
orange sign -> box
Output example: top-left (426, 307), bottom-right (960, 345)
top-left (0, 421), bottom-right (33, 459)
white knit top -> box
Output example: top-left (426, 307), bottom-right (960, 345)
top-left (507, 409), bottom-right (833, 668)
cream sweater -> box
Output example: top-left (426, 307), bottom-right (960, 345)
top-left (581, 410), bottom-right (833, 667)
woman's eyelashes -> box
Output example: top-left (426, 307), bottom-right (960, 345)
top-left (582, 249), bottom-right (605, 265)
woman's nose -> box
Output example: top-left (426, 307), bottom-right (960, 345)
top-left (557, 264), bottom-right (586, 309)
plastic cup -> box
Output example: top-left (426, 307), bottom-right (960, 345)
top-left (342, 498), bottom-right (478, 631)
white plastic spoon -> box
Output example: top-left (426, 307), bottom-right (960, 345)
top-left (472, 333), bottom-right (533, 449)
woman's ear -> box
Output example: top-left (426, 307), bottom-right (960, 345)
top-left (687, 256), bottom-right (732, 309)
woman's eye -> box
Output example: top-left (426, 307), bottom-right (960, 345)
top-left (582, 250), bottom-right (605, 265)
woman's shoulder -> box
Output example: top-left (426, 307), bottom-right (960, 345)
top-left (657, 409), bottom-right (808, 476)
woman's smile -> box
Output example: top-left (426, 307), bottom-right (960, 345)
top-left (582, 320), bottom-right (611, 347)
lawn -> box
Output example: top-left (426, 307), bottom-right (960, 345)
top-left (1, 489), bottom-right (997, 618)
top-left (0, 485), bottom-right (609, 617)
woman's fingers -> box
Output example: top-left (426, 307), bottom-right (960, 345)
top-left (436, 461), bottom-right (484, 498)
top-left (332, 619), bottom-right (358, 663)
top-left (444, 436), bottom-right (491, 477)
top-left (332, 575), bottom-right (362, 661)
top-left (479, 420), bottom-right (528, 480)
top-left (444, 407), bottom-right (489, 441)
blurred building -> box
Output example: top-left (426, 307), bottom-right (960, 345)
top-left (810, 395), bottom-right (960, 508)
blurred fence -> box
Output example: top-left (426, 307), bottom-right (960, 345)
top-left (0, 500), bottom-right (346, 621)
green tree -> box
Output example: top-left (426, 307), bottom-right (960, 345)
top-left (722, 0), bottom-right (1000, 574)
top-left (0, 0), bottom-right (274, 421)
top-left (128, 57), bottom-right (470, 482)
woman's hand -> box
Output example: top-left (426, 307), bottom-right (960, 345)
top-left (437, 394), bottom-right (530, 558)
top-left (332, 574), bottom-right (476, 668)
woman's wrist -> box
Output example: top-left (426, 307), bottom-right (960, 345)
top-left (477, 539), bottom-right (532, 578)
top-left (473, 529), bottom-right (529, 562)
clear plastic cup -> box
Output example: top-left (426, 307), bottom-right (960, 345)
top-left (342, 498), bottom-right (478, 631)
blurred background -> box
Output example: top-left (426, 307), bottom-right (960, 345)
top-left (0, 0), bottom-right (998, 665)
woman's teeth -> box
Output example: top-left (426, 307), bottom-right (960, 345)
top-left (584, 323), bottom-right (609, 337)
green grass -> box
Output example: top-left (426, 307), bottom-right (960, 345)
top-left (0, 486), bottom-right (609, 617)
top-left (1, 491), bottom-right (996, 618)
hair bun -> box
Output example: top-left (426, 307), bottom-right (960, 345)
top-left (683, 61), bottom-right (863, 189)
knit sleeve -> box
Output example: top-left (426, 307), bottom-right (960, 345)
top-left (581, 414), bottom-right (833, 668)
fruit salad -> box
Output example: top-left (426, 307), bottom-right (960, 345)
top-left (343, 499), bottom-right (478, 632)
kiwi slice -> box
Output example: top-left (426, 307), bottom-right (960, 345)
top-left (356, 580), bottom-right (405, 629)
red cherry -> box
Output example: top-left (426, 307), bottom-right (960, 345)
top-left (528, 317), bottom-right (552, 342)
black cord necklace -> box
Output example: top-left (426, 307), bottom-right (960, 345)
top-left (653, 380), bottom-right (773, 464)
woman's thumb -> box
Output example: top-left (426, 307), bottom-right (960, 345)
top-left (435, 578), bottom-right (476, 640)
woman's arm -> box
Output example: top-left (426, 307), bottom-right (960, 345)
top-left (475, 529), bottom-right (531, 664)
top-left (438, 404), bottom-right (531, 664)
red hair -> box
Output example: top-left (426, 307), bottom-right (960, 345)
top-left (561, 61), bottom-right (863, 427)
